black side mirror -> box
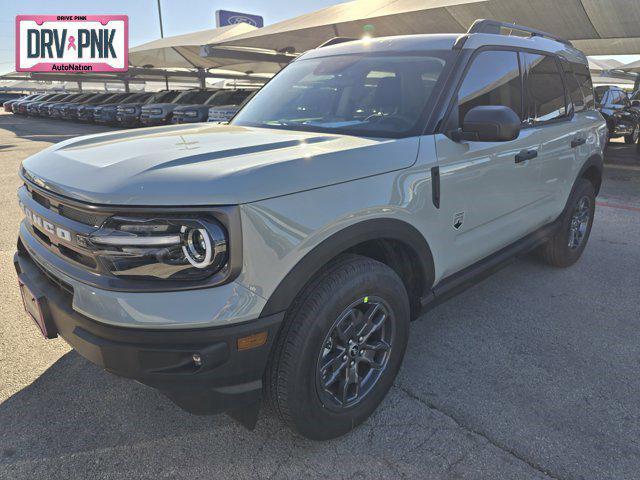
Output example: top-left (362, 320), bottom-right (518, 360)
top-left (631, 100), bottom-right (640, 107)
top-left (457, 105), bottom-right (521, 142)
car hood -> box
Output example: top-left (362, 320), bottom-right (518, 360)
top-left (21, 123), bottom-right (419, 206)
top-left (142, 103), bottom-right (179, 110)
top-left (118, 103), bottom-right (144, 108)
top-left (174, 104), bottom-right (208, 112)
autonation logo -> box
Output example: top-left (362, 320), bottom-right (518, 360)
top-left (15, 15), bottom-right (128, 72)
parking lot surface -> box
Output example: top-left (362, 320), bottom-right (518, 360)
top-left (1, 112), bottom-right (639, 480)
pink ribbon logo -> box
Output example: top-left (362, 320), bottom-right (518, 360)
top-left (67, 35), bottom-right (77, 50)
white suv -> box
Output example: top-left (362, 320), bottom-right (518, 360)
top-left (15, 20), bottom-right (606, 440)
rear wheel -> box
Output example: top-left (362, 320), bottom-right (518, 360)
top-left (537, 179), bottom-right (595, 268)
top-left (266, 254), bottom-right (410, 440)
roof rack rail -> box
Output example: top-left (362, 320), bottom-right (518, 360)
top-left (467, 19), bottom-right (573, 47)
top-left (318, 37), bottom-right (358, 48)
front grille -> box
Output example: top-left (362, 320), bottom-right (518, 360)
top-left (58, 204), bottom-right (106, 227)
top-left (25, 184), bottom-right (108, 228)
top-left (32, 190), bottom-right (50, 209)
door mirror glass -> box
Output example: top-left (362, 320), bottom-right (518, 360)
top-left (460, 105), bottom-right (521, 142)
top-left (631, 100), bottom-right (640, 107)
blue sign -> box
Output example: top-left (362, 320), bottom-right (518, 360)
top-left (216, 10), bottom-right (264, 28)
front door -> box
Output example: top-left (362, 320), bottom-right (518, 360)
top-left (433, 49), bottom-right (542, 277)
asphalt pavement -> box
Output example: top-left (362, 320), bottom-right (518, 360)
top-left (0, 112), bottom-right (639, 480)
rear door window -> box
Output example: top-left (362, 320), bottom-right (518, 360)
top-left (523, 53), bottom-right (567, 124)
top-left (457, 50), bottom-right (523, 127)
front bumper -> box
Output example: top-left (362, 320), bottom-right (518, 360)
top-left (14, 243), bottom-right (283, 417)
top-left (77, 112), bottom-right (95, 122)
top-left (140, 114), bottom-right (169, 126)
top-left (95, 111), bottom-right (118, 124)
top-left (115, 113), bottom-right (139, 126)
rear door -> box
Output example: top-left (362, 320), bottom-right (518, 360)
top-left (434, 49), bottom-right (543, 276)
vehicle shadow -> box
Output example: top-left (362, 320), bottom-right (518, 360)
top-left (0, 351), bottom-right (256, 464)
top-left (0, 113), bottom-right (117, 146)
top-left (0, 345), bottom-right (446, 479)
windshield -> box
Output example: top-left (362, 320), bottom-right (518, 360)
top-left (233, 52), bottom-right (450, 137)
top-left (206, 90), bottom-right (253, 107)
top-left (174, 90), bottom-right (216, 105)
top-left (147, 91), bottom-right (179, 104)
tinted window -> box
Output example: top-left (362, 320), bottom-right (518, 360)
top-left (148, 91), bottom-right (179, 104)
top-left (457, 50), bottom-right (522, 126)
top-left (233, 52), bottom-right (450, 137)
top-left (175, 90), bottom-right (216, 104)
top-left (561, 60), bottom-right (584, 112)
top-left (524, 53), bottom-right (567, 123)
top-left (572, 63), bottom-right (595, 110)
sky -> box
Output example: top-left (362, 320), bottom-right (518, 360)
top-left (1, 0), bottom-right (639, 76)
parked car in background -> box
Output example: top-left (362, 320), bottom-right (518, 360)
top-left (94, 92), bottom-right (153, 125)
top-left (26, 93), bottom-right (71, 116)
top-left (49, 93), bottom-right (97, 119)
top-left (13, 93), bottom-right (57, 114)
top-left (595, 85), bottom-right (640, 144)
top-left (37, 93), bottom-right (84, 117)
top-left (115, 90), bottom-right (181, 127)
top-left (172, 89), bottom-right (254, 124)
top-left (208, 91), bottom-right (258, 123)
top-left (4, 94), bottom-right (33, 113)
top-left (77, 93), bottom-right (133, 123)
top-left (140, 89), bottom-right (217, 126)
top-left (65, 93), bottom-right (123, 121)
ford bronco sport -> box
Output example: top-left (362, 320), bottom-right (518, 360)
top-left (15, 20), bottom-right (606, 440)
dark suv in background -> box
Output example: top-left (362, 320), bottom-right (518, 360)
top-left (115, 90), bottom-right (181, 127)
top-left (13, 93), bottom-right (58, 114)
top-left (77, 93), bottom-right (133, 123)
top-left (595, 85), bottom-right (640, 144)
top-left (64, 93), bottom-right (123, 121)
top-left (172, 89), bottom-right (254, 124)
top-left (140, 89), bottom-right (217, 126)
top-left (94, 92), bottom-right (154, 125)
top-left (26, 93), bottom-right (70, 116)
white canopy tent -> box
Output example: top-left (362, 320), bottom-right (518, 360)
top-left (213, 0), bottom-right (640, 56)
top-left (129, 23), bottom-right (285, 75)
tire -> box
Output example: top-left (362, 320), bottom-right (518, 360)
top-left (266, 254), bottom-right (410, 440)
top-left (537, 179), bottom-right (596, 268)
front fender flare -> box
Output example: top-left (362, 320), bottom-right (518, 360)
top-left (259, 218), bottom-right (435, 318)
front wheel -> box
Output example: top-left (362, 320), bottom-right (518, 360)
top-left (266, 254), bottom-right (410, 440)
top-left (537, 179), bottom-right (595, 268)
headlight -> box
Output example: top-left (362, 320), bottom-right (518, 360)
top-left (121, 107), bottom-right (136, 114)
top-left (85, 216), bottom-right (228, 281)
top-left (184, 111), bottom-right (198, 117)
top-left (147, 108), bottom-right (163, 115)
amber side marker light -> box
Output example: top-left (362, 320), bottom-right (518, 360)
top-left (237, 331), bottom-right (268, 351)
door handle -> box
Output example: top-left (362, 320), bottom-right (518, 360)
top-left (515, 149), bottom-right (538, 163)
top-left (571, 138), bottom-right (586, 148)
